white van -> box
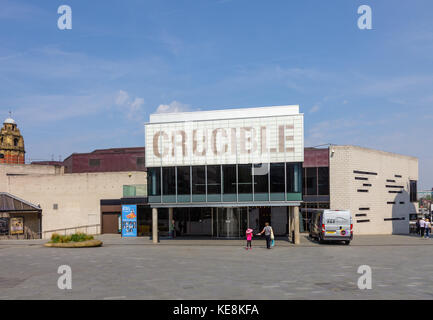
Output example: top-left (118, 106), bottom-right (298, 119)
top-left (309, 210), bottom-right (353, 245)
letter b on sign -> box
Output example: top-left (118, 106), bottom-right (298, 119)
top-left (57, 265), bottom-right (72, 290)
top-left (58, 5), bottom-right (72, 30)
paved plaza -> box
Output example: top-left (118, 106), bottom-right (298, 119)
top-left (1, 234), bottom-right (433, 299)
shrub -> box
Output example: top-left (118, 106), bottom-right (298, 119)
top-left (51, 233), bottom-right (61, 243)
top-left (49, 232), bottom-right (94, 243)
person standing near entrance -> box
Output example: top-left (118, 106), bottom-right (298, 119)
top-left (420, 217), bottom-right (426, 237)
top-left (169, 219), bottom-right (176, 238)
top-left (258, 222), bottom-right (273, 249)
top-left (424, 219), bottom-right (431, 238)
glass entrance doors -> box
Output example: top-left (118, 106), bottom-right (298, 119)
top-left (214, 207), bottom-right (247, 238)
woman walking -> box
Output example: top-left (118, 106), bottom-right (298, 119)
top-left (258, 222), bottom-right (273, 249)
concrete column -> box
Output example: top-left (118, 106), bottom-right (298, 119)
top-left (152, 208), bottom-right (158, 244)
top-left (168, 207), bottom-right (174, 238)
top-left (293, 206), bottom-right (300, 245)
top-left (288, 207), bottom-right (293, 242)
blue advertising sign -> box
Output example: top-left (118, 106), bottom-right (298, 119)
top-left (122, 205), bottom-right (137, 237)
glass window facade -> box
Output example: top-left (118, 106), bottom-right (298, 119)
top-left (192, 166), bottom-right (206, 194)
top-left (238, 164), bottom-right (252, 194)
top-left (286, 163), bottom-right (302, 194)
top-left (303, 166), bottom-right (329, 196)
top-left (148, 162), bottom-right (303, 203)
top-left (162, 167), bottom-right (176, 195)
top-left (318, 167), bottom-right (330, 195)
top-left (177, 166), bottom-right (191, 202)
top-left (305, 167), bottom-right (317, 195)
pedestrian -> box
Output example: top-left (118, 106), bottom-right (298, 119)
top-left (258, 222), bottom-right (273, 249)
top-left (420, 217), bottom-right (426, 238)
top-left (425, 219), bottom-right (431, 239)
top-left (170, 219), bottom-right (176, 238)
top-left (416, 218), bottom-right (420, 235)
top-left (245, 228), bottom-right (253, 250)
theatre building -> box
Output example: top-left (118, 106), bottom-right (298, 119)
top-left (145, 105), bottom-right (304, 241)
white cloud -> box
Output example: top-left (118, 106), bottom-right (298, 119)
top-left (114, 90), bottom-right (145, 121)
top-left (155, 101), bottom-right (190, 114)
top-left (115, 90), bottom-right (129, 106)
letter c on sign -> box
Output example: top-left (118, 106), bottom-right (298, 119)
top-left (153, 131), bottom-right (168, 158)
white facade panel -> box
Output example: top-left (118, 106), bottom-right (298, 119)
top-left (145, 106), bottom-right (304, 167)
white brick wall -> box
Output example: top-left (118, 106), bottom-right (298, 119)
top-left (330, 146), bottom-right (418, 235)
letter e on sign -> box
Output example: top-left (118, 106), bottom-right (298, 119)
top-left (58, 5), bottom-right (72, 30)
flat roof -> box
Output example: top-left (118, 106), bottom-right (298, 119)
top-left (149, 105), bottom-right (300, 123)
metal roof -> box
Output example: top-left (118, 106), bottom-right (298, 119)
top-left (0, 193), bottom-right (41, 212)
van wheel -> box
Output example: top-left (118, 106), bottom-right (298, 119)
top-left (344, 240), bottom-right (350, 245)
top-left (318, 235), bottom-right (324, 244)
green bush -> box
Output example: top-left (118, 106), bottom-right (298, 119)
top-left (50, 232), bottom-right (94, 243)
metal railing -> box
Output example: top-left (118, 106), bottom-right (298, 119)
top-left (42, 224), bottom-right (101, 238)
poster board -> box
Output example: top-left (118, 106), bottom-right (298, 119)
top-left (121, 205), bottom-right (137, 237)
top-left (10, 217), bottom-right (24, 235)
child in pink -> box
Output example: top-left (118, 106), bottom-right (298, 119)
top-left (246, 228), bottom-right (253, 250)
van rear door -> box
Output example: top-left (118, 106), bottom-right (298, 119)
top-left (323, 210), bottom-right (351, 238)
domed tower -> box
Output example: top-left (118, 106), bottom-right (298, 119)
top-left (0, 114), bottom-right (25, 164)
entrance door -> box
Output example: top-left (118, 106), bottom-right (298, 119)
top-left (215, 208), bottom-right (247, 238)
top-left (102, 213), bottom-right (120, 234)
top-left (259, 207), bottom-right (271, 231)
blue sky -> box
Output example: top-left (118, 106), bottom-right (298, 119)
top-left (0, 0), bottom-right (432, 189)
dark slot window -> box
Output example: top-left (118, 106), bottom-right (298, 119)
top-left (359, 208), bottom-right (370, 211)
top-left (386, 185), bottom-right (404, 188)
top-left (410, 180), bottom-right (417, 202)
top-left (357, 219), bottom-right (370, 223)
top-left (270, 163), bottom-right (285, 193)
top-left (384, 217), bottom-right (405, 221)
top-left (355, 177), bottom-right (368, 181)
top-left (395, 175), bottom-right (402, 178)
top-left (222, 165), bottom-right (236, 194)
top-left (353, 170), bottom-right (377, 176)
top-left (89, 159), bottom-right (100, 167)
top-left (356, 214), bottom-right (367, 217)
top-left (192, 166), bottom-right (205, 195)
top-left (177, 166), bottom-right (191, 195)
top-left (363, 184), bottom-right (372, 187)
top-left (318, 167), bottom-right (329, 195)
top-left (389, 191), bottom-right (402, 194)
top-left (387, 202), bottom-right (396, 204)
top-left (136, 157), bottom-right (145, 166)
top-left (357, 189), bottom-right (369, 193)
top-left (400, 202), bottom-right (405, 204)
top-left (162, 167), bottom-right (176, 195)
top-left (238, 164), bottom-right (252, 194)
top-left (207, 165), bottom-right (221, 194)
top-left (305, 167), bottom-right (317, 195)
top-left (286, 163), bottom-right (302, 193)
top-left (253, 163), bottom-right (269, 193)
top-left (386, 179), bottom-right (396, 183)
top-left (147, 167), bottom-right (161, 196)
